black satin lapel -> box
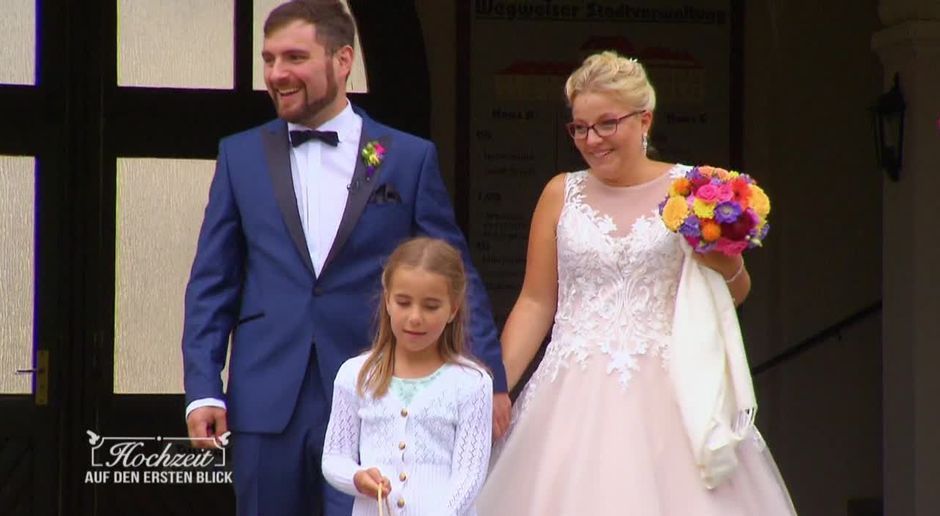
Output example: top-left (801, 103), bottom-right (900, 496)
top-left (322, 129), bottom-right (387, 273)
top-left (262, 122), bottom-right (316, 277)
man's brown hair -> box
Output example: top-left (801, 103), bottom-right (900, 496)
top-left (263, 0), bottom-right (355, 53)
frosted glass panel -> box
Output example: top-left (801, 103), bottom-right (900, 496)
top-left (114, 158), bottom-right (228, 394)
top-left (0, 0), bottom-right (36, 85)
top-left (0, 156), bottom-right (35, 394)
top-left (253, 0), bottom-right (368, 93)
top-left (118, 0), bottom-right (234, 89)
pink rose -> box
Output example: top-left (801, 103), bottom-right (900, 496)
top-left (717, 183), bottom-right (734, 202)
top-left (695, 183), bottom-right (720, 203)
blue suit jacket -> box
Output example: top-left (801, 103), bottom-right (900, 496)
top-left (182, 108), bottom-right (507, 434)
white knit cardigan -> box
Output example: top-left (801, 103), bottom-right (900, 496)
top-left (322, 354), bottom-right (493, 515)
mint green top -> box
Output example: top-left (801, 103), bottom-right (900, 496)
top-left (390, 366), bottom-right (444, 406)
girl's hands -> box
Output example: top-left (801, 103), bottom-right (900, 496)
top-left (353, 468), bottom-right (391, 499)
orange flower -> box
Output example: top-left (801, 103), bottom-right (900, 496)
top-left (701, 219), bottom-right (722, 242)
top-left (670, 178), bottom-right (692, 196)
top-left (698, 166), bottom-right (718, 179)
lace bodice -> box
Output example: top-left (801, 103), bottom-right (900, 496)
top-left (528, 167), bottom-right (688, 400)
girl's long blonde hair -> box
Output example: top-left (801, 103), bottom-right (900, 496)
top-left (357, 237), bottom-right (478, 397)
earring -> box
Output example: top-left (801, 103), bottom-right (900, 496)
top-left (642, 133), bottom-right (649, 154)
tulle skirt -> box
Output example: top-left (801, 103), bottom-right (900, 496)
top-left (477, 352), bottom-right (796, 515)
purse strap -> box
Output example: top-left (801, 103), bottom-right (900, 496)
top-left (377, 485), bottom-right (391, 516)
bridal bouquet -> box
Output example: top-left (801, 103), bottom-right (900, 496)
top-left (659, 166), bottom-right (770, 255)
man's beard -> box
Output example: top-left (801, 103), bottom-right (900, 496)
top-left (276, 64), bottom-right (339, 126)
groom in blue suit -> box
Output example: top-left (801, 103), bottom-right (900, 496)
top-left (182, 1), bottom-right (509, 515)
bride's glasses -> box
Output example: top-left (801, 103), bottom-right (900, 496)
top-left (566, 110), bottom-right (645, 139)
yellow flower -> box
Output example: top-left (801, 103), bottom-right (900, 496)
top-left (692, 198), bottom-right (715, 219)
top-left (662, 196), bottom-right (689, 231)
top-left (749, 185), bottom-right (771, 218)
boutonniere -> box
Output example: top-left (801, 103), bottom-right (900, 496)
top-left (361, 140), bottom-right (386, 181)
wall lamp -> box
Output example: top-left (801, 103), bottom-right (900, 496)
top-left (871, 73), bottom-right (905, 182)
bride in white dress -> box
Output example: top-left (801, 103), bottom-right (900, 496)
top-left (476, 51), bottom-right (796, 516)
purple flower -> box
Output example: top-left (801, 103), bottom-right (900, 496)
top-left (696, 240), bottom-right (716, 254)
top-left (758, 223), bottom-right (770, 240)
top-left (678, 216), bottom-right (701, 237)
top-left (714, 201), bottom-right (742, 224)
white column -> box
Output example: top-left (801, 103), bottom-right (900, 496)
top-left (872, 2), bottom-right (940, 514)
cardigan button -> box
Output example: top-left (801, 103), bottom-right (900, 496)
top-left (400, 408), bottom-right (408, 417)
top-left (397, 498), bottom-right (406, 508)
top-left (399, 472), bottom-right (407, 482)
top-left (398, 441), bottom-right (406, 450)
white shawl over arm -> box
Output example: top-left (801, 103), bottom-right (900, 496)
top-left (670, 242), bottom-right (757, 489)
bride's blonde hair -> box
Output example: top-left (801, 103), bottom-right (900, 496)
top-left (564, 51), bottom-right (656, 112)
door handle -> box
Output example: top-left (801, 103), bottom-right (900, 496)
top-left (14, 350), bottom-right (48, 406)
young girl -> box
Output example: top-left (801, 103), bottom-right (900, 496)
top-left (322, 237), bottom-right (494, 515)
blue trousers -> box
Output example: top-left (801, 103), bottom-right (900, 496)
top-left (232, 352), bottom-right (355, 516)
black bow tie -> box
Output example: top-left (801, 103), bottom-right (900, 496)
top-left (289, 129), bottom-right (339, 147)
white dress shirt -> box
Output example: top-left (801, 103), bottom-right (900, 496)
top-left (288, 102), bottom-right (363, 276)
top-left (185, 102), bottom-right (363, 418)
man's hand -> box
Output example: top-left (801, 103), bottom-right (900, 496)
top-left (186, 407), bottom-right (228, 449)
top-left (354, 468), bottom-right (391, 499)
top-left (492, 392), bottom-right (511, 439)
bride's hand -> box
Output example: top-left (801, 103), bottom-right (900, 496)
top-left (692, 250), bottom-right (751, 305)
top-left (691, 251), bottom-right (744, 283)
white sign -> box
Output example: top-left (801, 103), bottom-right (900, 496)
top-left (83, 430), bottom-right (233, 485)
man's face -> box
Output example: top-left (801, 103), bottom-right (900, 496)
top-left (261, 20), bottom-right (348, 127)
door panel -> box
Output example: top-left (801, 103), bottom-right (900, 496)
top-left (0, 1), bottom-right (433, 514)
